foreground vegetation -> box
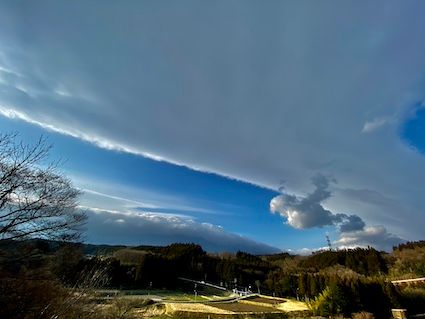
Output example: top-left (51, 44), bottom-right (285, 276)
top-left (1, 239), bottom-right (425, 318)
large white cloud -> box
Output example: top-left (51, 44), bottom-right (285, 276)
top-left (270, 175), bottom-right (403, 251)
top-left (0, 1), bottom-right (425, 243)
top-left (270, 175), bottom-right (342, 229)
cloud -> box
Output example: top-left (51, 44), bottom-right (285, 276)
top-left (0, 106), bottom-right (167, 163)
top-left (75, 176), bottom-right (234, 217)
top-left (362, 117), bottom-right (391, 133)
top-left (336, 226), bottom-right (403, 251)
top-left (270, 175), bottom-right (403, 251)
top-left (338, 188), bottom-right (398, 208)
top-left (84, 208), bottom-right (281, 254)
top-left (270, 175), bottom-right (361, 230)
top-left (270, 194), bottom-right (336, 229)
top-left (339, 215), bottom-right (366, 233)
top-left (0, 1), bottom-right (424, 243)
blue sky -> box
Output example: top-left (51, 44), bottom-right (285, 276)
top-left (1, 1), bottom-right (425, 253)
top-left (402, 105), bottom-right (425, 155)
top-left (0, 114), bottom-right (330, 253)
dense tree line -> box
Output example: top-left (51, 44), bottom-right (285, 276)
top-left (55, 243), bottom-right (277, 291)
top-left (389, 242), bottom-right (425, 278)
top-left (394, 240), bottom-right (425, 251)
top-left (298, 247), bottom-right (388, 276)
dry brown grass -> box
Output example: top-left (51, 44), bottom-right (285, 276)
top-left (166, 302), bottom-right (233, 314)
top-left (209, 302), bottom-right (282, 313)
top-left (275, 299), bottom-right (309, 312)
top-left (352, 311), bottom-right (375, 319)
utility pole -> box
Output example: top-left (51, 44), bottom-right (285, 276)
top-left (326, 234), bottom-right (332, 251)
top-left (148, 281), bottom-right (152, 296)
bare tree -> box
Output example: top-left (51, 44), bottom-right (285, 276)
top-left (0, 133), bottom-right (86, 242)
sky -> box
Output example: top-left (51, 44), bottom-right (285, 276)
top-left (1, 1), bottom-right (425, 253)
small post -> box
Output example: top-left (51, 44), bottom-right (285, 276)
top-left (392, 309), bottom-right (407, 319)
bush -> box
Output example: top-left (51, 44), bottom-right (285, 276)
top-left (0, 274), bottom-right (95, 319)
top-left (398, 287), bottom-right (425, 314)
top-left (308, 284), bottom-right (348, 317)
top-left (92, 297), bottom-right (155, 319)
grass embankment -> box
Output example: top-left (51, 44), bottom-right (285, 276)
top-left (164, 294), bottom-right (308, 315)
top-left (241, 294), bottom-right (309, 312)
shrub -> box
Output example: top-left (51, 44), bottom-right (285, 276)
top-left (398, 287), bottom-right (425, 314)
top-left (308, 284), bottom-right (348, 317)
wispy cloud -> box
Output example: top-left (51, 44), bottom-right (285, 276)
top-left (80, 188), bottom-right (158, 209)
top-left (72, 175), bottom-right (232, 218)
top-left (0, 105), bottom-right (167, 163)
top-left (361, 117), bottom-right (391, 133)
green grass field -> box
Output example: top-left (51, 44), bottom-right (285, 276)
top-left (94, 289), bottom-right (231, 302)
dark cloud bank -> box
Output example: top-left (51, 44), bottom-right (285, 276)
top-left (85, 209), bottom-right (281, 254)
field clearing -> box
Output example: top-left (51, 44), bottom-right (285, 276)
top-left (166, 302), bottom-right (233, 314)
top-left (275, 300), bottom-right (309, 312)
top-left (209, 302), bottom-right (282, 313)
top-left (95, 290), bottom-right (309, 315)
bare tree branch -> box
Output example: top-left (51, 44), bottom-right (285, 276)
top-left (0, 133), bottom-right (86, 242)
